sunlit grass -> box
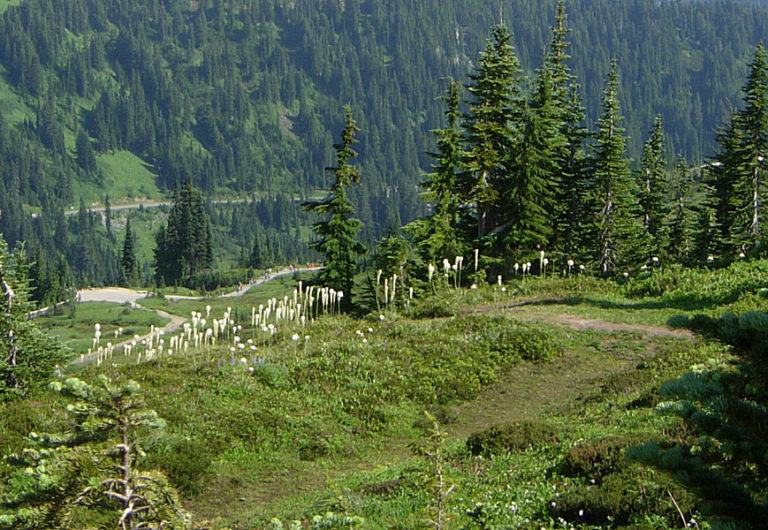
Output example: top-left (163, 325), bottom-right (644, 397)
top-left (36, 302), bottom-right (169, 354)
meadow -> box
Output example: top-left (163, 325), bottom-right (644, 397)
top-left (2, 261), bottom-right (767, 528)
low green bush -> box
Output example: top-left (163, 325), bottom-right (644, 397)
top-left (561, 434), bottom-right (650, 480)
top-left (466, 421), bottom-right (559, 457)
top-left (551, 469), bottom-right (696, 527)
top-left (491, 326), bottom-right (561, 362)
top-left (298, 437), bottom-right (331, 461)
top-left (146, 436), bottom-right (221, 495)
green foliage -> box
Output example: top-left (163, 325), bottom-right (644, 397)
top-left (0, 236), bottom-right (69, 396)
top-left (0, 376), bottom-right (189, 529)
top-left (638, 115), bottom-right (669, 260)
top-left (711, 42), bottom-right (768, 255)
top-left (406, 80), bottom-right (466, 264)
top-left (562, 434), bottom-right (650, 480)
top-left (154, 178), bottom-right (213, 287)
top-left (304, 106), bottom-right (364, 307)
top-left (466, 421), bottom-right (558, 457)
top-left (552, 469), bottom-right (697, 527)
top-left (583, 61), bottom-right (644, 274)
top-left (120, 216), bottom-right (139, 287)
top-left (630, 305), bottom-right (768, 527)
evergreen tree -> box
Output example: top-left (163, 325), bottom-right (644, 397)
top-left (638, 115), bottom-right (669, 259)
top-left (120, 216), bottom-right (138, 287)
top-left (1, 376), bottom-right (190, 528)
top-left (584, 61), bottom-right (644, 274)
top-left (691, 207), bottom-right (719, 266)
top-left (498, 65), bottom-right (564, 264)
top-left (460, 24), bottom-right (523, 244)
top-left (731, 42), bottom-right (768, 253)
top-left (248, 234), bottom-right (264, 269)
top-left (303, 106), bottom-right (365, 307)
top-left (0, 235), bottom-right (67, 396)
top-left (710, 115), bottom-right (742, 257)
top-left (666, 158), bottom-right (695, 264)
top-left (710, 43), bottom-right (768, 256)
top-left (153, 178), bottom-right (213, 286)
top-left (546, 0), bottom-right (589, 261)
top-left (406, 80), bottom-right (466, 264)
top-left (75, 127), bottom-right (97, 174)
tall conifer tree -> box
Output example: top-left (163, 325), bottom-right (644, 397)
top-left (585, 61), bottom-right (644, 273)
top-left (121, 216), bottom-right (139, 287)
top-left (406, 80), bottom-right (466, 264)
top-left (666, 158), bottom-right (696, 264)
top-left (499, 65), bottom-right (564, 263)
top-left (732, 42), bottom-right (768, 252)
top-left (710, 116), bottom-right (742, 256)
top-left (638, 115), bottom-right (668, 259)
top-left (460, 24), bottom-right (523, 244)
top-left (546, 0), bottom-right (589, 260)
top-left (711, 43), bottom-right (768, 256)
top-left (153, 178), bottom-right (212, 286)
top-left (303, 105), bottom-right (364, 307)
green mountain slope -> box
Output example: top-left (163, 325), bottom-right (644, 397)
top-left (2, 0), bottom-right (768, 286)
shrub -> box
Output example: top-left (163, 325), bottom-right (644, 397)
top-left (551, 469), bottom-right (696, 526)
top-left (491, 326), bottom-right (561, 362)
top-left (466, 421), bottom-right (559, 456)
top-left (147, 437), bottom-right (220, 495)
top-left (561, 434), bottom-right (650, 480)
top-left (298, 437), bottom-right (331, 461)
top-left (666, 314), bottom-right (690, 328)
top-left (409, 294), bottom-right (460, 318)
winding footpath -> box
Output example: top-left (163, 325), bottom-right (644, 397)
top-left (66, 267), bottom-right (319, 365)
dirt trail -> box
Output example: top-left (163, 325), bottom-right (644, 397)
top-left (472, 298), bottom-right (694, 338)
top-left (448, 300), bottom-right (695, 440)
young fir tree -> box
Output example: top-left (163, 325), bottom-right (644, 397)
top-left (459, 24), bottom-right (523, 246)
top-left (248, 234), bottom-right (264, 269)
top-left (0, 236), bottom-right (68, 396)
top-left (303, 105), bottom-right (364, 308)
top-left (545, 0), bottom-right (589, 261)
top-left (666, 158), bottom-right (696, 264)
top-left (638, 115), bottom-right (669, 260)
top-left (406, 80), bottom-right (466, 265)
top-left (585, 61), bottom-right (644, 274)
top-left (120, 216), bottom-right (139, 287)
top-left (691, 206), bottom-right (719, 266)
top-left (709, 115), bottom-right (743, 257)
top-left (1, 376), bottom-right (190, 529)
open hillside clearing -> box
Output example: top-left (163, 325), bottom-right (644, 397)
top-left (4, 264), bottom-right (763, 528)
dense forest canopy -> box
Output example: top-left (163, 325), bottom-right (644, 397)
top-left (0, 0), bottom-right (767, 290)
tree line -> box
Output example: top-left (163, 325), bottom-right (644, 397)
top-left (309, 1), bottom-right (768, 304)
top-left (3, 0), bottom-right (768, 274)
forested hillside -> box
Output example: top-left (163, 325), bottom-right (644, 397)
top-left (1, 0), bottom-right (767, 290)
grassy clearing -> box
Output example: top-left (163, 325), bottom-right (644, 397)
top-left (3, 261), bottom-right (767, 527)
top-left (0, 71), bottom-right (33, 125)
top-left (72, 150), bottom-right (161, 203)
top-left (36, 302), bottom-right (169, 354)
top-left (0, 0), bottom-right (21, 14)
